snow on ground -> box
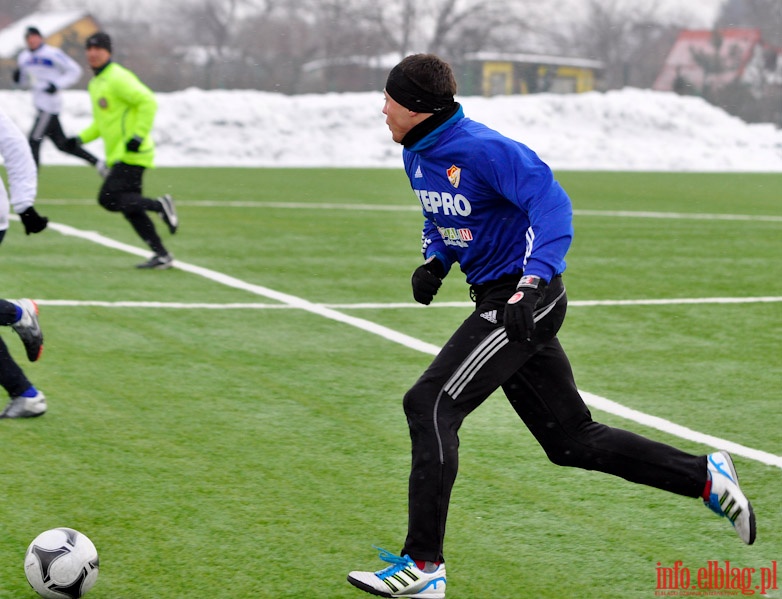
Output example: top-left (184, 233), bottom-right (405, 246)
top-left (1, 87), bottom-right (781, 172)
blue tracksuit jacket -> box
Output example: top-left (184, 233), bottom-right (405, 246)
top-left (403, 106), bottom-right (573, 285)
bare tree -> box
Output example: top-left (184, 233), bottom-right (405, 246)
top-left (165, 0), bottom-right (241, 88)
top-left (563, 0), bottom-right (661, 89)
top-left (370, 0), bottom-right (416, 57)
top-left (0, 0), bottom-right (44, 23)
top-left (32, 0), bottom-right (694, 99)
top-left (42, 0), bottom-right (140, 24)
top-left (717, 0), bottom-right (782, 45)
top-left (369, 0), bottom-right (522, 61)
top-left (236, 1), bottom-right (318, 92)
top-left (148, 0), bottom-right (280, 89)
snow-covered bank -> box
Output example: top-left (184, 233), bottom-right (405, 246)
top-left (1, 87), bottom-right (780, 171)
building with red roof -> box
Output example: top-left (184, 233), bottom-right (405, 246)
top-left (654, 28), bottom-right (780, 96)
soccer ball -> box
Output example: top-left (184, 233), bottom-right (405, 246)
top-left (24, 528), bottom-right (99, 599)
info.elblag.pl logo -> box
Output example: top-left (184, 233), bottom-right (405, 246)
top-left (655, 560), bottom-right (777, 596)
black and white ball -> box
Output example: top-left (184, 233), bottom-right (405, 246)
top-left (24, 528), bottom-right (99, 599)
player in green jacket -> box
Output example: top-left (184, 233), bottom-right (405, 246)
top-left (69, 32), bottom-right (178, 269)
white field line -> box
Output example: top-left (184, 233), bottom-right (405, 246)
top-left (573, 209), bottom-right (782, 223)
top-left (43, 198), bottom-right (421, 212)
top-left (41, 199), bottom-right (782, 223)
top-left (41, 219), bottom-right (782, 469)
top-left (36, 297), bottom-right (782, 310)
top-left (45, 221), bottom-right (439, 357)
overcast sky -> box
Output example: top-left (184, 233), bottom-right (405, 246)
top-left (634, 0), bottom-right (725, 26)
top-left (41, 0), bottom-right (726, 29)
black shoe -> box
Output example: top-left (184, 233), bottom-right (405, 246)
top-left (136, 253), bottom-right (174, 269)
top-left (159, 194), bottom-right (178, 234)
top-left (10, 299), bottom-right (43, 362)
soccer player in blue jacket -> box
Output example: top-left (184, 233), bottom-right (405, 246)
top-left (347, 54), bottom-right (756, 599)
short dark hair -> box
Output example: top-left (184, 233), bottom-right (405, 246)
top-left (395, 54), bottom-right (457, 97)
top-left (25, 27), bottom-right (42, 38)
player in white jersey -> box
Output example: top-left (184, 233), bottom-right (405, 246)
top-left (0, 106), bottom-right (48, 418)
top-left (13, 26), bottom-right (105, 175)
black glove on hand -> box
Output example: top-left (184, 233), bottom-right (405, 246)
top-left (12, 68), bottom-right (20, 83)
top-left (411, 256), bottom-right (446, 305)
top-left (504, 275), bottom-right (547, 342)
top-left (19, 207), bottom-right (49, 235)
top-left (45, 82), bottom-right (57, 94)
top-left (126, 135), bottom-right (143, 152)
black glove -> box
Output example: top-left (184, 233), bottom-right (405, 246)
top-left (12, 68), bottom-right (20, 83)
top-left (504, 275), bottom-right (547, 342)
top-left (45, 82), bottom-right (57, 94)
top-left (64, 136), bottom-right (81, 152)
top-left (19, 207), bottom-right (49, 235)
top-left (126, 135), bottom-right (143, 152)
top-left (411, 256), bottom-right (446, 305)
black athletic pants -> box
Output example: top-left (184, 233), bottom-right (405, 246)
top-left (0, 233), bottom-right (32, 396)
top-left (401, 275), bottom-right (708, 562)
top-left (29, 111), bottom-right (97, 167)
top-left (98, 162), bottom-right (167, 255)
top-left (0, 300), bottom-right (30, 396)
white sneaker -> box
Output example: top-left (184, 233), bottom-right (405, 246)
top-left (10, 299), bottom-right (43, 362)
top-left (1, 390), bottom-right (47, 419)
top-left (348, 548), bottom-right (446, 598)
top-left (158, 194), bottom-right (178, 234)
top-left (704, 451), bottom-right (756, 544)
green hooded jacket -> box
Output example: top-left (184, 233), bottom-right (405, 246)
top-left (79, 62), bottom-right (157, 168)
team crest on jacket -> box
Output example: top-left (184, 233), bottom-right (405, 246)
top-left (98, 97), bottom-right (108, 109)
top-left (447, 165), bottom-right (461, 188)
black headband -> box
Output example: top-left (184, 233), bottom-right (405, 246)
top-left (385, 65), bottom-right (455, 113)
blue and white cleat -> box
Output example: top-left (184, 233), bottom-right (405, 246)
top-left (348, 548), bottom-right (446, 598)
top-left (704, 451), bottom-right (756, 544)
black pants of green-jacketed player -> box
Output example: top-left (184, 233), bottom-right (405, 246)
top-left (98, 162), bottom-right (169, 257)
top-left (401, 274), bottom-right (709, 563)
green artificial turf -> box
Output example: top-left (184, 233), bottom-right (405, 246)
top-left (1, 166), bottom-right (779, 598)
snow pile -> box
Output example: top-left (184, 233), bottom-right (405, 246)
top-left (1, 87), bottom-right (780, 171)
